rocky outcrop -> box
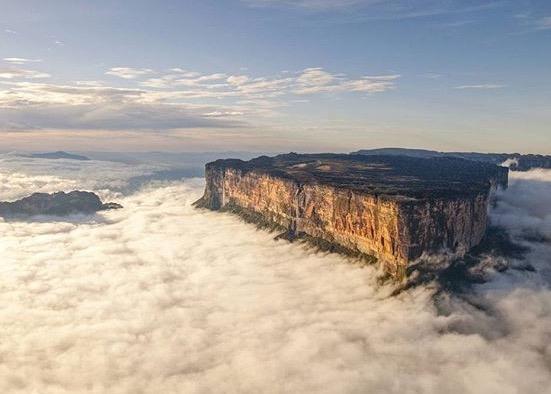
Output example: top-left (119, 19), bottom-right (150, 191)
top-left (195, 153), bottom-right (508, 279)
top-left (0, 191), bottom-right (122, 217)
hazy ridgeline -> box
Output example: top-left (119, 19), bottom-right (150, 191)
top-left (0, 153), bottom-right (549, 393)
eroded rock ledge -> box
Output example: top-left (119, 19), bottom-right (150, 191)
top-left (195, 153), bottom-right (508, 279)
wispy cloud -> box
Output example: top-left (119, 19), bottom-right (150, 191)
top-left (141, 67), bottom-right (398, 98)
top-left (454, 84), bottom-right (505, 90)
top-left (3, 57), bottom-right (43, 65)
top-left (294, 68), bottom-right (399, 94)
top-left (106, 67), bottom-right (154, 79)
top-left (74, 80), bottom-right (105, 87)
top-left (420, 72), bottom-right (443, 79)
top-left (534, 16), bottom-right (551, 31)
top-left (243, 0), bottom-right (503, 20)
top-left (0, 82), bottom-right (244, 131)
top-left (244, 0), bottom-right (371, 10)
top-left (4, 28), bottom-right (17, 35)
top-left (0, 68), bottom-right (50, 79)
top-left (436, 19), bottom-right (477, 28)
top-left (0, 65), bottom-right (398, 133)
top-left (513, 13), bottom-right (551, 34)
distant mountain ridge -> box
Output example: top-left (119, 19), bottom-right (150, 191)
top-left (352, 148), bottom-right (551, 171)
top-left (27, 151), bottom-right (91, 161)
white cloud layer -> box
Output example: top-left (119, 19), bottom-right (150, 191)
top-left (3, 58), bottom-right (43, 65)
top-left (0, 67), bottom-right (50, 79)
top-left (0, 66), bottom-right (398, 132)
top-left (0, 157), bottom-right (550, 393)
top-left (0, 82), bottom-right (245, 130)
top-left (138, 67), bottom-right (397, 98)
top-left (492, 169), bottom-right (551, 242)
top-left (106, 67), bottom-right (154, 79)
top-left (294, 68), bottom-right (399, 94)
top-left (0, 154), bottom-right (163, 201)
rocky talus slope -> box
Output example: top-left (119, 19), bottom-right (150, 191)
top-left (195, 153), bottom-right (508, 279)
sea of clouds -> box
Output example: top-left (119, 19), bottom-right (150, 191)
top-left (0, 154), bottom-right (549, 393)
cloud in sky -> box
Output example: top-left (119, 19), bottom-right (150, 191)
top-left (3, 58), bottom-right (42, 65)
top-left (140, 67), bottom-right (398, 97)
top-left (510, 12), bottom-right (551, 34)
top-left (296, 67), bottom-right (335, 87)
top-left (0, 102), bottom-right (243, 131)
top-left (0, 156), bottom-right (550, 392)
top-left (227, 75), bottom-right (251, 86)
top-left (0, 66), bottom-right (398, 133)
top-left (0, 78), bottom-right (256, 122)
top-left (535, 16), bottom-right (551, 31)
top-left (125, 67), bottom-right (398, 99)
top-left (242, 0), bottom-right (503, 19)
top-left (245, 0), bottom-right (374, 10)
top-left (454, 84), bottom-right (506, 90)
top-left (0, 82), bottom-right (245, 131)
top-left (0, 68), bottom-right (50, 79)
top-left (294, 68), bottom-right (399, 94)
top-left (106, 67), bottom-right (155, 79)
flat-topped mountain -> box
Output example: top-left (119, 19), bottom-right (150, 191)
top-left (353, 147), bottom-right (551, 171)
top-left (27, 151), bottom-right (91, 161)
top-left (0, 191), bottom-right (122, 217)
top-left (202, 153), bottom-right (508, 200)
top-left (195, 153), bottom-right (508, 279)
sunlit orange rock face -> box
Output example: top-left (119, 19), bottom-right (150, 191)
top-left (196, 153), bottom-right (508, 279)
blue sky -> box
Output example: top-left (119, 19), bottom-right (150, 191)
top-left (0, 0), bottom-right (550, 153)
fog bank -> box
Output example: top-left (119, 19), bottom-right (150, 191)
top-left (0, 156), bottom-right (549, 393)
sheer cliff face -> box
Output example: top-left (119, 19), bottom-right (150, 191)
top-left (196, 154), bottom-right (507, 278)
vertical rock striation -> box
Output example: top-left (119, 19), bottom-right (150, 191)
top-left (195, 154), bottom-right (508, 279)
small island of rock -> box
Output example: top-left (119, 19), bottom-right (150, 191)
top-left (195, 153), bottom-right (509, 279)
top-left (0, 191), bottom-right (122, 217)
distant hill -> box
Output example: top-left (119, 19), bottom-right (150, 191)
top-left (352, 148), bottom-right (551, 171)
top-left (0, 191), bottom-right (121, 217)
top-left (27, 151), bottom-right (91, 161)
top-left (352, 148), bottom-right (448, 158)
